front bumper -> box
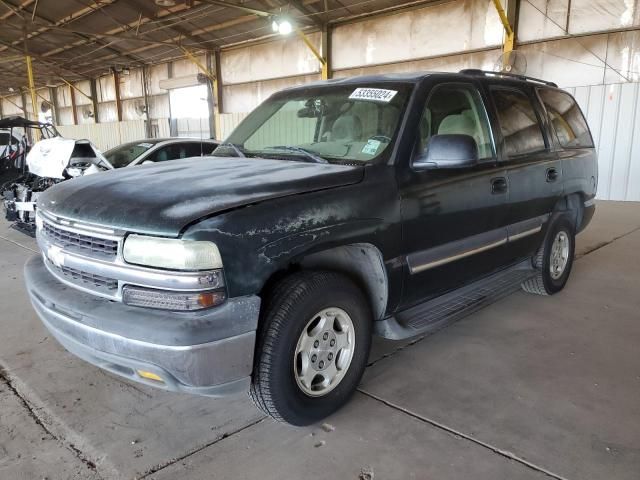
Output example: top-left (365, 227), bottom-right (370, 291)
top-left (25, 255), bottom-right (260, 396)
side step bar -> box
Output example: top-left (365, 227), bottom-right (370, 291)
top-left (375, 260), bottom-right (536, 340)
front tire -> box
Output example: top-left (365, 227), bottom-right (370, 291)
top-left (250, 270), bottom-right (372, 426)
top-left (522, 215), bottom-right (576, 295)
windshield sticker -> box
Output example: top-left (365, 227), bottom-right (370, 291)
top-left (349, 88), bottom-right (398, 103)
top-left (137, 143), bottom-right (154, 148)
top-left (362, 139), bottom-right (381, 155)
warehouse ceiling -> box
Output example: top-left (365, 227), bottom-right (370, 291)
top-left (0, 0), bottom-right (434, 93)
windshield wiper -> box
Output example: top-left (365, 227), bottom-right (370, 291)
top-left (265, 146), bottom-right (328, 164)
top-left (216, 142), bottom-right (246, 158)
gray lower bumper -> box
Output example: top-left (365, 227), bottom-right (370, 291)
top-left (25, 255), bottom-right (260, 397)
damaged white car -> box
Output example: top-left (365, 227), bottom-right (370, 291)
top-left (2, 136), bottom-right (111, 235)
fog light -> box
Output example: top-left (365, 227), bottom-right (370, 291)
top-left (122, 285), bottom-right (226, 311)
top-left (137, 370), bottom-right (164, 383)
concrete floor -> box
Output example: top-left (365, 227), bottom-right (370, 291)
top-left (0, 201), bottom-right (639, 480)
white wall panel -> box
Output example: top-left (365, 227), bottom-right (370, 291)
top-left (602, 30), bottom-right (640, 83)
top-left (98, 102), bottom-right (118, 123)
top-left (519, 0), bottom-right (640, 41)
top-left (519, 31), bottom-right (640, 87)
top-left (172, 57), bottom-right (203, 77)
top-left (331, 0), bottom-right (502, 71)
top-left (567, 81), bottom-right (640, 200)
top-left (121, 98), bottom-right (147, 121)
top-left (57, 107), bottom-right (74, 126)
top-left (56, 85), bottom-right (73, 108)
top-left (334, 49), bottom-right (501, 78)
top-left (570, 0), bottom-right (640, 34)
top-left (149, 64), bottom-right (169, 96)
top-left (119, 68), bottom-right (144, 99)
top-left (518, 0), bottom-right (569, 42)
top-left (1, 95), bottom-right (24, 116)
top-left (97, 75), bottom-right (116, 102)
top-left (74, 80), bottom-right (92, 106)
top-left (222, 33), bottom-right (321, 85)
top-left (222, 74), bottom-right (320, 113)
top-left (76, 105), bottom-right (96, 124)
top-left (148, 94), bottom-right (170, 119)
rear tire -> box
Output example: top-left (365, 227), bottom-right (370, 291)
top-left (250, 270), bottom-right (372, 426)
top-left (522, 216), bottom-right (575, 295)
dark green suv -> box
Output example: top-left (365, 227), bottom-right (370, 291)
top-left (25, 70), bottom-right (597, 425)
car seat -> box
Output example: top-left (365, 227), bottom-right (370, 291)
top-left (331, 114), bottom-right (363, 142)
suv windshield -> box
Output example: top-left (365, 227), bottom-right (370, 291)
top-left (104, 141), bottom-right (158, 168)
top-left (219, 83), bottom-right (413, 164)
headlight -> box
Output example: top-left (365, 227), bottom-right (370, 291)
top-left (123, 234), bottom-right (223, 270)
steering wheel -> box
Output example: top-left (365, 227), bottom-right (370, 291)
top-left (369, 135), bottom-right (392, 143)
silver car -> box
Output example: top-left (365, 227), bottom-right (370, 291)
top-left (104, 138), bottom-right (219, 168)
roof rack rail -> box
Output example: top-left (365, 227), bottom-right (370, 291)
top-left (459, 69), bottom-right (558, 88)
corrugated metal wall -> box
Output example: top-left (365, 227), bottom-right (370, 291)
top-left (56, 120), bottom-right (147, 152)
top-left (567, 82), bottom-right (640, 201)
top-left (218, 113), bottom-right (248, 139)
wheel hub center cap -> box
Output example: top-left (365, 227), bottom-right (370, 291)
top-left (309, 331), bottom-right (338, 371)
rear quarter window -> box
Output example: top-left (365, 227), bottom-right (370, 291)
top-left (538, 89), bottom-right (594, 148)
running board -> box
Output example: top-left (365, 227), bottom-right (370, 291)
top-left (376, 260), bottom-right (536, 340)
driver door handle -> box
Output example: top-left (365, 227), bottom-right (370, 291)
top-left (491, 176), bottom-right (508, 194)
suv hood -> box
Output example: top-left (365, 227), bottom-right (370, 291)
top-left (37, 157), bottom-right (364, 236)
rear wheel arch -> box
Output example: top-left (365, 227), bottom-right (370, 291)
top-left (552, 193), bottom-right (584, 231)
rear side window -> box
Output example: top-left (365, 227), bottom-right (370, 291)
top-left (491, 88), bottom-right (546, 157)
top-left (538, 89), bottom-right (593, 148)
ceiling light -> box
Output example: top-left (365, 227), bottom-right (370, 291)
top-left (271, 17), bottom-right (293, 36)
top-left (278, 20), bottom-right (292, 35)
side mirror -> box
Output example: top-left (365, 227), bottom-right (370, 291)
top-left (414, 134), bottom-right (478, 170)
top-left (142, 160), bottom-right (154, 165)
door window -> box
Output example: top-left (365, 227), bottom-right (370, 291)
top-left (147, 144), bottom-right (187, 163)
top-left (418, 84), bottom-right (495, 160)
top-left (490, 88), bottom-right (546, 157)
top-left (184, 142), bottom-right (204, 157)
top-left (538, 89), bottom-right (593, 148)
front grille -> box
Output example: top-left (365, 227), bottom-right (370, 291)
top-left (58, 265), bottom-right (118, 292)
top-left (43, 221), bottom-right (118, 259)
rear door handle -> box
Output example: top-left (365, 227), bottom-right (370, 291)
top-left (546, 167), bottom-right (559, 182)
top-left (491, 177), bottom-right (508, 194)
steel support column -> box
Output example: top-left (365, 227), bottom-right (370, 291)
top-left (142, 66), bottom-right (152, 137)
top-left (492, 0), bottom-right (517, 53)
top-left (25, 55), bottom-right (38, 122)
top-left (113, 70), bottom-right (123, 122)
top-left (205, 52), bottom-right (217, 140)
top-left (89, 78), bottom-right (99, 124)
top-left (69, 83), bottom-right (77, 125)
top-left (49, 86), bottom-right (59, 125)
top-left (321, 25), bottom-right (331, 80)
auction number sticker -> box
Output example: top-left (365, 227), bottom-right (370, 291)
top-left (349, 88), bottom-right (398, 103)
